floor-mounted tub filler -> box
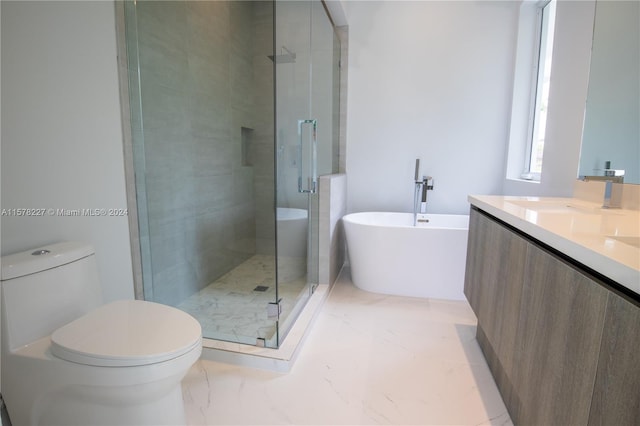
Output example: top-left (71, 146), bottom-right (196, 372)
top-left (343, 212), bottom-right (469, 300)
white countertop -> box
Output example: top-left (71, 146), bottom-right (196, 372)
top-left (468, 195), bottom-right (640, 295)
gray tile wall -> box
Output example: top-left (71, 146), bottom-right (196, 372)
top-left (130, 1), bottom-right (275, 306)
top-left (319, 174), bottom-right (347, 285)
top-left (336, 26), bottom-right (348, 174)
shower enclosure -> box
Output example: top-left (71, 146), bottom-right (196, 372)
top-left (121, 0), bottom-right (340, 348)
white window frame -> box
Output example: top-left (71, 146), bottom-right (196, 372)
top-left (506, 0), bottom-right (557, 183)
top-left (524, 0), bottom-right (556, 180)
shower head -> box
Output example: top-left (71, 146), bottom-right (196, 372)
top-left (268, 46), bottom-right (296, 64)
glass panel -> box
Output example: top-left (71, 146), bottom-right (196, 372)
top-left (124, 0), bottom-right (339, 349)
top-left (273, 0), bottom-right (312, 346)
top-left (274, 0), bottom-right (340, 346)
top-left (311, 0), bottom-right (340, 178)
top-left (124, 1), bottom-right (278, 346)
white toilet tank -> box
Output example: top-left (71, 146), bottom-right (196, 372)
top-left (1, 242), bottom-right (103, 351)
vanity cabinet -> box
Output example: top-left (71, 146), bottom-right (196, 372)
top-left (465, 207), bottom-right (640, 425)
top-left (589, 292), bottom-right (640, 425)
top-left (464, 206), bottom-right (528, 415)
top-left (513, 239), bottom-right (609, 425)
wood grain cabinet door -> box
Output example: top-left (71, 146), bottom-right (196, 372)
top-left (464, 209), bottom-right (529, 415)
top-left (465, 208), bottom-right (640, 425)
top-left (464, 209), bottom-right (528, 349)
top-left (512, 245), bottom-right (609, 425)
top-left (588, 292), bottom-right (640, 425)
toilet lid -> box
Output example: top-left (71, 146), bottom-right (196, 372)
top-left (51, 300), bottom-right (202, 367)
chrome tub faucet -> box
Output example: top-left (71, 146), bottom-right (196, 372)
top-left (413, 159), bottom-right (434, 225)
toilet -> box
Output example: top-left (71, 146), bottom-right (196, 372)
top-left (0, 242), bottom-right (202, 426)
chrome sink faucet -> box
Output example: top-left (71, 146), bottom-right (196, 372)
top-left (413, 159), bottom-right (434, 225)
top-left (580, 175), bottom-right (622, 209)
top-left (602, 180), bottom-right (621, 209)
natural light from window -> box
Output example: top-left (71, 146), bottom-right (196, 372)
top-left (526, 0), bottom-right (556, 177)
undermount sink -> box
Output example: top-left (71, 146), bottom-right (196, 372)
top-left (507, 200), bottom-right (589, 214)
top-left (507, 199), bottom-right (622, 216)
top-left (608, 236), bottom-right (640, 249)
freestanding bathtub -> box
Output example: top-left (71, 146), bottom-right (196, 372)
top-left (277, 207), bottom-right (308, 258)
top-left (343, 212), bottom-right (469, 300)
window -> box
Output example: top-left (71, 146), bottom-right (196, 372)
top-left (506, 0), bottom-right (557, 182)
top-left (525, 0), bottom-right (557, 179)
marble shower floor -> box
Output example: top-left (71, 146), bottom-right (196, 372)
top-left (178, 255), bottom-right (308, 345)
top-left (182, 267), bottom-right (513, 425)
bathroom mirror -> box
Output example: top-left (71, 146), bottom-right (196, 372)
top-left (578, 0), bottom-right (640, 184)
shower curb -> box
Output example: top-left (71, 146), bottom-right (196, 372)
top-left (199, 283), bottom-right (330, 372)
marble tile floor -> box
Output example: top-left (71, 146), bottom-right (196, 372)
top-left (182, 267), bottom-right (513, 425)
top-left (178, 255), bottom-right (309, 345)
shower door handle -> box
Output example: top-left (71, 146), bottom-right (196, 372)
top-left (297, 119), bottom-right (317, 194)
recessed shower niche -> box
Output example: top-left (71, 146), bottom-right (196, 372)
top-left (120, 0), bottom-right (340, 348)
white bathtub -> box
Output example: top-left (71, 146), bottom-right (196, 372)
top-left (277, 207), bottom-right (308, 258)
top-left (343, 212), bottom-right (469, 300)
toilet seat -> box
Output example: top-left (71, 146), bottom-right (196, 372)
top-left (51, 300), bottom-right (201, 367)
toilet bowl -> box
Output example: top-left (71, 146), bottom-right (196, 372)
top-left (0, 242), bottom-right (202, 426)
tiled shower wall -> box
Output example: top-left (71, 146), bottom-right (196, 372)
top-left (319, 174), bottom-right (347, 286)
top-left (128, 1), bottom-right (275, 306)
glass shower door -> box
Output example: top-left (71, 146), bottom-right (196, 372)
top-left (123, 0), bottom-right (338, 349)
top-left (124, 0), bottom-right (280, 347)
top-left (273, 0), bottom-right (339, 345)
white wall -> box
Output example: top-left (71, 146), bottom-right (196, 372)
top-left (343, 1), bottom-right (520, 215)
top-left (1, 1), bottom-right (134, 302)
